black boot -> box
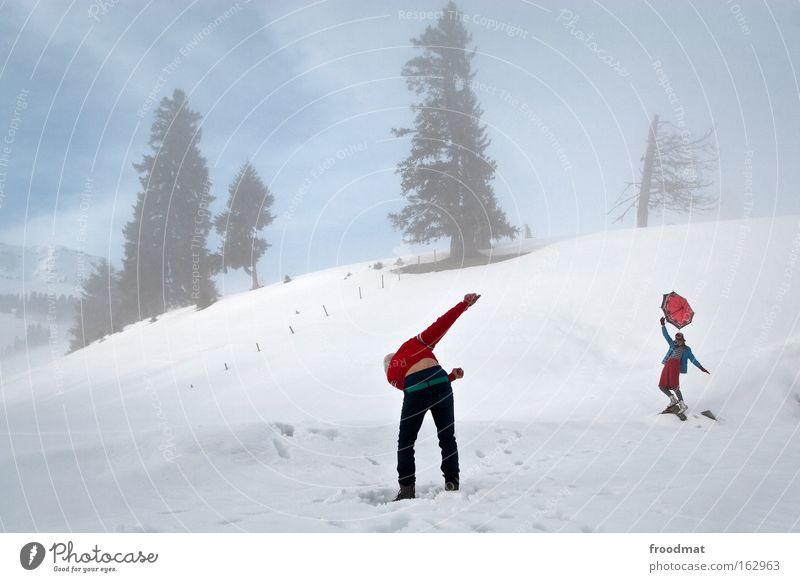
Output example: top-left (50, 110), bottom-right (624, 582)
top-left (444, 474), bottom-right (459, 491)
top-left (393, 484), bottom-right (415, 501)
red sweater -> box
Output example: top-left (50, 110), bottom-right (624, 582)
top-left (386, 301), bottom-right (469, 390)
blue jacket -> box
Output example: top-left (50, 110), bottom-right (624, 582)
top-left (661, 326), bottom-right (704, 373)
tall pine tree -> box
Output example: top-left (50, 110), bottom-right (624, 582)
top-left (391, 2), bottom-right (517, 258)
top-left (214, 161), bottom-right (275, 290)
top-left (117, 89), bottom-right (217, 324)
top-left (67, 259), bottom-right (118, 352)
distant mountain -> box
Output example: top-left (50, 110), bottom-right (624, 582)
top-left (0, 242), bottom-right (103, 297)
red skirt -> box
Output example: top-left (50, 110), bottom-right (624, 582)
top-left (659, 358), bottom-right (681, 389)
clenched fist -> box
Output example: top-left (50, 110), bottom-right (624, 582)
top-left (464, 293), bottom-right (481, 307)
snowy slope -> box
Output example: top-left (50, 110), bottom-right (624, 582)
top-left (1, 217), bottom-right (799, 532)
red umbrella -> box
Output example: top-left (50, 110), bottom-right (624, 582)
top-left (661, 291), bottom-right (694, 329)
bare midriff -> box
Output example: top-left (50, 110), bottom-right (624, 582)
top-left (406, 357), bottom-right (439, 376)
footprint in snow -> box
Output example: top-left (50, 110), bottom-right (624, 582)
top-left (271, 422), bottom-right (295, 437)
top-left (308, 427), bottom-right (339, 440)
top-left (272, 438), bottom-right (291, 459)
top-left (332, 462), bottom-right (365, 476)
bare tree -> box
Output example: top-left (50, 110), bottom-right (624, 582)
top-left (612, 114), bottom-right (717, 227)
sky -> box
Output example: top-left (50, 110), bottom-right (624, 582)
top-left (0, 0), bottom-right (798, 292)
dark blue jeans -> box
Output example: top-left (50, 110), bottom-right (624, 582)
top-left (397, 367), bottom-right (459, 486)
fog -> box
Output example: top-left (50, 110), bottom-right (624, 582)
top-left (0, 0), bottom-right (798, 349)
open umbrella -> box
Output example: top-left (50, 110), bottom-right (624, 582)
top-left (661, 291), bottom-right (694, 329)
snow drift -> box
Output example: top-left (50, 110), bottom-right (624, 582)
top-left (1, 216), bottom-right (799, 532)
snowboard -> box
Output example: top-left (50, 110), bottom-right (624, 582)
top-left (660, 404), bottom-right (687, 421)
top-left (659, 406), bottom-right (718, 422)
top-left (700, 410), bottom-right (718, 421)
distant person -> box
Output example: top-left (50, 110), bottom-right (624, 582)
top-left (384, 293), bottom-right (481, 501)
top-left (658, 317), bottom-right (709, 413)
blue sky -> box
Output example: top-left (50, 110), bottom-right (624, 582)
top-left (0, 0), bottom-right (798, 292)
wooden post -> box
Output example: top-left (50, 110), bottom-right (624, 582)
top-left (381, 275), bottom-right (384, 289)
top-left (256, 342), bottom-right (261, 352)
top-left (358, 287), bottom-right (362, 299)
top-left (323, 304), bottom-right (329, 317)
top-left (289, 325), bottom-right (295, 334)
top-left (224, 363), bottom-right (229, 371)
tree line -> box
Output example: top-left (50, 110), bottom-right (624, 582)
top-left (68, 89), bottom-right (276, 352)
top-left (69, 2), bottom-right (717, 353)
top-left (1, 323), bottom-right (49, 358)
top-left (0, 292), bottom-right (75, 317)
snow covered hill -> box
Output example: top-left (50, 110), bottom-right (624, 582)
top-left (1, 217), bottom-right (799, 532)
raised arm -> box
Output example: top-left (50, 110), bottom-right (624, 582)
top-left (417, 294), bottom-right (480, 350)
top-left (661, 323), bottom-right (674, 347)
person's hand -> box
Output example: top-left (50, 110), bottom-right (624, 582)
top-left (451, 368), bottom-right (464, 379)
top-left (464, 293), bottom-right (481, 307)
top-left (660, 317), bottom-right (665, 326)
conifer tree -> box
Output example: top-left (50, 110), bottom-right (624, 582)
top-left (67, 259), bottom-right (118, 352)
top-left (117, 89), bottom-right (217, 323)
top-left (214, 162), bottom-right (275, 290)
top-left (391, 2), bottom-right (517, 257)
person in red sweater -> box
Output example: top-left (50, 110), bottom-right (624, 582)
top-left (384, 292), bottom-right (481, 501)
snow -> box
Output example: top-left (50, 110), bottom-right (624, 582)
top-left (0, 242), bottom-right (101, 297)
top-left (1, 217), bottom-right (799, 532)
